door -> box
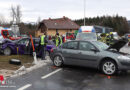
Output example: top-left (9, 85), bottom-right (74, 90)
top-left (78, 41), bottom-right (100, 67)
top-left (17, 38), bottom-right (30, 54)
top-left (61, 41), bottom-right (80, 65)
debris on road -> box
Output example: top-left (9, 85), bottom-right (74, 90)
top-left (9, 59), bottom-right (21, 65)
top-left (11, 58), bottom-right (51, 78)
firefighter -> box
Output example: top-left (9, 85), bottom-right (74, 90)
top-left (100, 33), bottom-right (106, 43)
top-left (55, 33), bottom-right (62, 47)
top-left (40, 32), bottom-right (48, 60)
top-left (109, 32), bottom-right (114, 45)
top-left (105, 33), bottom-right (110, 45)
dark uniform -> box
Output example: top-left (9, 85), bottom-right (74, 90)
top-left (109, 32), bottom-right (114, 45)
top-left (105, 34), bottom-right (110, 45)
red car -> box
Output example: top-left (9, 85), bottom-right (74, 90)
top-left (66, 33), bottom-right (75, 40)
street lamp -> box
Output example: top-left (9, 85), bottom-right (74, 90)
top-left (84, 0), bottom-right (86, 26)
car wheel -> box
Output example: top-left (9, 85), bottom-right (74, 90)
top-left (101, 60), bottom-right (117, 75)
top-left (53, 55), bottom-right (63, 67)
top-left (4, 47), bottom-right (11, 55)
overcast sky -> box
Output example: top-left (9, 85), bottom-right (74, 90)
top-left (0, 0), bottom-right (130, 23)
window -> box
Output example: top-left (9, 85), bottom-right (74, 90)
top-left (62, 42), bottom-right (68, 49)
top-left (34, 39), bottom-right (40, 44)
top-left (79, 42), bottom-right (95, 51)
top-left (18, 39), bottom-right (30, 45)
top-left (56, 29), bottom-right (58, 33)
top-left (67, 41), bottom-right (78, 49)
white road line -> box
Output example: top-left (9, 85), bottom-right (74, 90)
top-left (17, 84), bottom-right (32, 90)
top-left (41, 68), bottom-right (62, 79)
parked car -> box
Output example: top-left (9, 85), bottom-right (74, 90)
top-left (0, 38), bottom-right (56, 56)
top-left (50, 39), bottom-right (130, 75)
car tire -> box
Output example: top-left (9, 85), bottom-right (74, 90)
top-left (9, 59), bottom-right (21, 65)
top-left (53, 55), bottom-right (63, 67)
top-left (4, 47), bottom-right (11, 55)
top-left (101, 60), bottom-right (117, 75)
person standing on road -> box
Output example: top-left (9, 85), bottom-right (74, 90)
top-left (100, 33), bottom-right (106, 43)
top-left (40, 32), bottom-right (48, 60)
top-left (105, 33), bottom-right (110, 45)
top-left (109, 32), bottom-right (114, 45)
top-left (55, 33), bottom-right (62, 47)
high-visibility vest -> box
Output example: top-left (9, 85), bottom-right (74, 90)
top-left (56, 36), bottom-right (63, 47)
top-left (59, 36), bottom-right (62, 45)
top-left (41, 35), bottom-right (45, 45)
top-left (56, 37), bottom-right (59, 46)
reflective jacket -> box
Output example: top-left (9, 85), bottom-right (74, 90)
top-left (41, 35), bottom-right (45, 45)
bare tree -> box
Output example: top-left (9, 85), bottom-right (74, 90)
top-left (16, 5), bottom-right (22, 24)
top-left (10, 6), bottom-right (16, 23)
top-left (0, 14), bottom-right (7, 24)
top-left (10, 5), bottom-right (22, 24)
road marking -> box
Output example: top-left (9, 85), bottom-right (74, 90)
top-left (41, 68), bottom-right (62, 79)
top-left (17, 84), bottom-right (32, 90)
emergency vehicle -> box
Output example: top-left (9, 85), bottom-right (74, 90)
top-left (76, 26), bottom-right (97, 41)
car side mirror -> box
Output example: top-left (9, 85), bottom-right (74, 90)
top-left (90, 48), bottom-right (98, 52)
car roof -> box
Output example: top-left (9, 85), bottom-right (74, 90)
top-left (66, 40), bottom-right (98, 43)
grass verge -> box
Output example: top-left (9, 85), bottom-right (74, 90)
top-left (0, 55), bottom-right (34, 70)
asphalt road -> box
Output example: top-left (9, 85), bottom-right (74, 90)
top-left (0, 45), bottom-right (130, 90)
top-left (1, 60), bottom-right (130, 90)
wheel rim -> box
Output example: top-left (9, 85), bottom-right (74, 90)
top-left (54, 56), bottom-right (62, 66)
top-left (103, 62), bottom-right (116, 75)
top-left (4, 48), bottom-right (11, 55)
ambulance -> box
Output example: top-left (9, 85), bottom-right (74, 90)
top-left (76, 26), bottom-right (97, 41)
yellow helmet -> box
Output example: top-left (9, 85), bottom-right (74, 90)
top-left (110, 32), bottom-right (113, 35)
top-left (106, 34), bottom-right (109, 36)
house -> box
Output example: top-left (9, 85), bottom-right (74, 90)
top-left (35, 16), bottom-right (80, 37)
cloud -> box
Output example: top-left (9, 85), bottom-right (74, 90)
top-left (0, 0), bottom-right (130, 22)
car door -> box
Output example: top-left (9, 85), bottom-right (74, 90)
top-left (33, 39), bottom-right (40, 54)
top-left (78, 41), bottom-right (100, 67)
top-left (61, 41), bottom-right (81, 65)
top-left (17, 38), bottom-right (30, 54)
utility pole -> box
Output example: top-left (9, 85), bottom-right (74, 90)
top-left (84, 0), bottom-right (86, 26)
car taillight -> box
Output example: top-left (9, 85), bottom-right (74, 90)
top-left (51, 49), bottom-right (53, 52)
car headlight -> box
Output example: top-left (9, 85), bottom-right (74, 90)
top-left (118, 55), bottom-right (130, 60)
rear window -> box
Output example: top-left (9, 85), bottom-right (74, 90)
top-left (76, 33), bottom-right (97, 41)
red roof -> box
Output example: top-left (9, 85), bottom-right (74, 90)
top-left (41, 16), bottom-right (80, 30)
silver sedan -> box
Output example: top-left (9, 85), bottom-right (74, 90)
top-left (50, 40), bottom-right (130, 75)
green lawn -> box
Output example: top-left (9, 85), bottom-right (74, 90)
top-left (0, 55), bottom-right (34, 70)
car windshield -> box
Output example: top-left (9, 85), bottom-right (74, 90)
top-left (76, 33), bottom-right (97, 41)
top-left (92, 41), bottom-right (109, 51)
